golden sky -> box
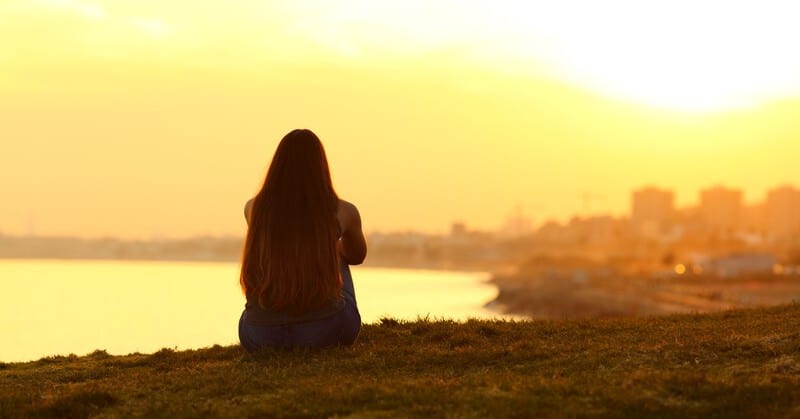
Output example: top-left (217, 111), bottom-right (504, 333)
top-left (2, 0), bottom-right (800, 238)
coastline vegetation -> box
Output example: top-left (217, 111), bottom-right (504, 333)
top-left (2, 304), bottom-right (799, 418)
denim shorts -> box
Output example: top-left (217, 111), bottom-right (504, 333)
top-left (238, 263), bottom-right (361, 350)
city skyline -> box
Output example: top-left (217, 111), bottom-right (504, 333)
top-left (466, 183), bottom-right (800, 239)
top-left (4, 183), bottom-right (798, 240)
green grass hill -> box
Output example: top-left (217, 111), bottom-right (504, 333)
top-left (2, 304), bottom-right (799, 418)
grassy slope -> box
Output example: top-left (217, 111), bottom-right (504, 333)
top-left (2, 304), bottom-right (799, 418)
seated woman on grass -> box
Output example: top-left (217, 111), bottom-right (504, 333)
top-left (238, 129), bottom-right (367, 350)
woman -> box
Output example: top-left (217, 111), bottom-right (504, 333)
top-left (238, 129), bottom-right (367, 350)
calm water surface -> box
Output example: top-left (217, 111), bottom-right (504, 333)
top-left (0, 259), bottom-right (503, 362)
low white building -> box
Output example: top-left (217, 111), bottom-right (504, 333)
top-left (692, 253), bottom-right (776, 278)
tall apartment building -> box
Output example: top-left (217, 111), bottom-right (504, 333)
top-left (700, 186), bottom-right (743, 233)
top-left (631, 187), bottom-right (675, 237)
top-left (765, 186), bottom-right (800, 238)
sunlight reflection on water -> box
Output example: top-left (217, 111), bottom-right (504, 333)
top-left (0, 260), bottom-right (503, 362)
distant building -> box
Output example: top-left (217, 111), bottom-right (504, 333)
top-left (446, 222), bottom-right (473, 247)
top-left (450, 222), bottom-right (468, 237)
top-left (517, 255), bottom-right (615, 283)
top-left (700, 186), bottom-right (743, 233)
top-left (535, 220), bottom-right (566, 243)
top-left (693, 253), bottom-right (776, 278)
top-left (498, 207), bottom-right (532, 239)
top-left (575, 215), bottom-right (621, 245)
top-left (631, 187), bottom-right (675, 238)
top-left (741, 203), bottom-right (767, 234)
top-left (765, 186), bottom-right (800, 239)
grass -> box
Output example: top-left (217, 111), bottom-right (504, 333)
top-left (2, 304), bottom-right (800, 418)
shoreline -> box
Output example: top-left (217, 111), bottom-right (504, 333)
top-left (488, 271), bottom-right (800, 319)
top-left (0, 255), bottom-right (497, 273)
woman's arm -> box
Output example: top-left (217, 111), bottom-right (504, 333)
top-left (337, 200), bottom-right (367, 265)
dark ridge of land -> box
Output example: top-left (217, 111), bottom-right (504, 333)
top-left (0, 235), bottom-right (494, 271)
top-left (2, 304), bottom-right (799, 418)
top-left (491, 273), bottom-right (800, 320)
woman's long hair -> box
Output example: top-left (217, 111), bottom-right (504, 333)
top-left (240, 129), bottom-right (341, 314)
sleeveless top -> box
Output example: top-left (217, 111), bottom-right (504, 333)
top-left (243, 221), bottom-right (345, 326)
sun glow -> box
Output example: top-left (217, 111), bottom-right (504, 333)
top-left (278, 0), bottom-right (800, 112)
top-left (3, 0), bottom-right (800, 238)
top-left (10, 0), bottom-right (800, 113)
top-left (525, 1), bottom-right (800, 112)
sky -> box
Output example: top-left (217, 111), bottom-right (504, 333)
top-left (2, 0), bottom-right (800, 238)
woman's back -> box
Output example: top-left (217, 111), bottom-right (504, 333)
top-left (237, 129), bottom-right (366, 349)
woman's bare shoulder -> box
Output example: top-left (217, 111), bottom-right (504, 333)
top-left (338, 199), bottom-right (358, 213)
top-left (245, 198), bottom-right (255, 223)
top-left (337, 199), bottom-right (362, 227)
